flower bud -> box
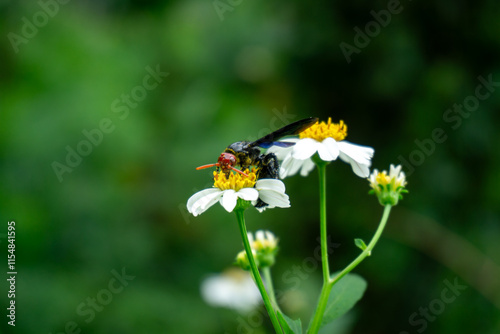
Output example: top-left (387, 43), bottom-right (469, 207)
top-left (235, 249), bottom-right (258, 271)
top-left (368, 164), bottom-right (408, 206)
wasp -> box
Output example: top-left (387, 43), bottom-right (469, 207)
top-left (196, 117), bottom-right (318, 180)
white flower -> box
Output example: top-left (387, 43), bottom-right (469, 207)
top-left (187, 170), bottom-right (290, 216)
top-left (268, 118), bottom-right (374, 178)
top-left (200, 268), bottom-right (262, 313)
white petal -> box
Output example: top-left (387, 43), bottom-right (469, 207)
top-left (389, 164), bottom-right (402, 178)
top-left (187, 188), bottom-right (223, 216)
top-left (338, 141), bottom-right (374, 164)
top-left (292, 138), bottom-right (319, 160)
top-left (247, 232), bottom-right (254, 244)
top-left (317, 137), bottom-right (339, 161)
top-left (255, 179), bottom-right (286, 193)
top-left (258, 189), bottom-right (290, 208)
top-left (237, 188), bottom-right (259, 202)
top-left (340, 153), bottom-right (371, 178)
top-left (338, 141), bottom-right (374, 178)
top-left (200, 270), bottom-right (261, 313)
top-left (368, 169), bottom-right (379, 186)
top-left (220, 190), bottom-right (238, 212)
top-left (187, 188), bottom-right (219, 209)
top-left (266, 138), bottom-right (298, 160)
top-left (300, 158), bottom-right (316, 177)
top-left (280, 155), bottom-right (306, 178)
top-left (265, 231), bottom-right (276, 243)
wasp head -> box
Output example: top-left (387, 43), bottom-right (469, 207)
top-left (196, 152), bottom-right (248, 177)
top-left (217, 152), bottom-right (237, 171)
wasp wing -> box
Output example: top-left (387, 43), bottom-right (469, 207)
top-left (248, 117), bottom-right (318, 149)
top-left (257, 141), bottom-right (295, 149)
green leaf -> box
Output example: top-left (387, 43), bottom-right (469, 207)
top-left (354, 238), bottom-right (366, 250)
top-left (320, 272), bottom-right (367, 328)
top-left (277, 311), bottom-right (302, 334)
top-left (354, 238), bottom-right (370, 255)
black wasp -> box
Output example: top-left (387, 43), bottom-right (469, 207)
top-left (196, 117), bottom-right (318, 180)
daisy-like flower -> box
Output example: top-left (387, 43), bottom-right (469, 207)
top-left (200, 268), bottom-right (262, 313)
top-left (187, 170), bottom-right (290, 216)
top-left (368, 164), bottom-right (408, 206)
top-left (267, 118), bottom-right (374, 178)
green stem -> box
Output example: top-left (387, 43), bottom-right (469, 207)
top-left (262, 267), bottom-right (280, 312)
top-left (318, 163), bottom-right (330, 283)
top-left (330, 204), bottom-right (392, 286)
top-left (308, 204), bottom-right (393, 334)
top-left (235, 209), bottom-right (283, 334)
top-left (307, 162), bottom-right (331, 333)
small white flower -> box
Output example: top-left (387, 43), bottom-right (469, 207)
top-left (268, 118), bottom-right (374, 178)
top-left (187, 170), bottom-right (290, 216)
top-left (200, 268), bottom-right (262, 313)
top-left (368, 164), bottom-right (408, 206)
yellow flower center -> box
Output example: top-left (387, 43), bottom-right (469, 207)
top-left (213, 169), bottom-right (257, 191)
top-left (299, 117), bottom-right (347, 141)
top-left (375, 172), bottom-right (391, 186)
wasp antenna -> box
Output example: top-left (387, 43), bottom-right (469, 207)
top-left (230, 166), bottom-right (249, 177)
top-left (196, 163), bottom-right (219, 170)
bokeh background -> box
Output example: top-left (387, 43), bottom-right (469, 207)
top-left (1, 0), bottom-right (500, 333)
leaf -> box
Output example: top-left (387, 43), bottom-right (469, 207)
top-left (277, 310), bottom-right (303, 334)
top-left (320, 272), bottom-right (367, 329)
top-left (318, 312), bottom-right (356, 334)
top-left (354, 238), bottom-right (370, 255)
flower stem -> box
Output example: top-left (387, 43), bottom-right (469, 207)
top-left (262, 267), bottom-right (280, 311)
top-left (235, 209), bottom-right (283, 334)
top-left (307, 162), bottom-right (331, 333)
top-left (330, 204), bottom-right (392, 286)
top-left (307, 204), bottom-right (393, 334)
top-left (317, 162), bottom-right (330, 283)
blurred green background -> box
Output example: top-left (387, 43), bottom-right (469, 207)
top-left (1, 0), bottom-right (500, 333)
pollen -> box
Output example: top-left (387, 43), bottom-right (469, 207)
top-left (213, 169), bottom-right (257, 191)
top-left (299, 117), bottom-right (347, 141)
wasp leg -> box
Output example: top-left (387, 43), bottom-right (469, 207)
top-left (255, 153), bottom-right (280, 208)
